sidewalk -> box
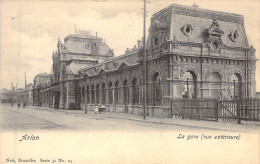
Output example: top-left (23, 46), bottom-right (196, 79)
top-left (29, 106), bottom-right (260, 133)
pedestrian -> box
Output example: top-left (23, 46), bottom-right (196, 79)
top-left (18, 103), bottom-right (20, 108)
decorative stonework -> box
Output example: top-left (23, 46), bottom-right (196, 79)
top-left (204, 19), bottom-right (224, 53)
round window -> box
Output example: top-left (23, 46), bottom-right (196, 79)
top-left (210, 41), bottom-right (219, 52)
top-left (233, 33), bottom-right (237, 39)
top-left (186, 27), bottom-right (191, 33)
top-left (229, 30), bottom-right (239, 42)
top-left (182, 24), bottom-right (192, 36)
top-left (85, 43), bottom-right (91, 49)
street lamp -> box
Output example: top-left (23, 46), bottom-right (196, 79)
top-left (143, 0), bottom-right (147, 120)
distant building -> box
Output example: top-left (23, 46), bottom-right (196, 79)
top-left (32, 30), bottom-right (114, 109)
top-left (0, 88), bottom-right (10, 103)
top-left (16, 84), bottom-right (34, 106)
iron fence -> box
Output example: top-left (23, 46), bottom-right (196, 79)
top-left (171, 98), bottom-right (260, 124)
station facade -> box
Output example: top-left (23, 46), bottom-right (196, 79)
top-left (31, 4), bottom-right (256, 117)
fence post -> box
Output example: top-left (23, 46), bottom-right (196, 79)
top-left (181, 100), bottom-right (184, 119)
top-left (197, 100), bottom-right (200, 120)
top-left (237, 100), bottom-right (241, 124)
top-left (215, 99), bottom-right (219, 122)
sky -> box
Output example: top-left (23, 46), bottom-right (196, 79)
top-left (0, 0), bottom-right (259, 91)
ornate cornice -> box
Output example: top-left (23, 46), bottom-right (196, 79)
top-left (152, 4), bottom-right (244, 25)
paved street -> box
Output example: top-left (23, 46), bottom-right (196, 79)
top-left (0, 103), bottom-right (259, 132)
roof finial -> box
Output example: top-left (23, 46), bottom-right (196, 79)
top-left (192, 2), bottom-right (199, 8)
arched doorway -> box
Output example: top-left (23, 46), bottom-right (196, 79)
top-left (208, 72), bottom-right (221, 99)
top-left (132, 78), bottom-right (139, 105)
top-left (108, 82), bottom-right (113, 104)
top-left (96, 84), bottom-right (100, 104)
top-left (86, 86), bottom-right (90, 104)
top-left (182, 71), bottom-right (197, 99)
top-left (102, 83), bottom-right (106, 104)
top-left (114, 81), bottom-right (119, 104)
top-left (91, 85), bottom-right (95, 104)
top-left (123, 79), bottom-right (129, 104)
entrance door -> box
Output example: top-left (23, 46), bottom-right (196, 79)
top-left (54, 92), bottom-right (60, 109)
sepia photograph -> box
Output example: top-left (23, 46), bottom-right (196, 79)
top-left (0, 0), bottom-right (259, 163)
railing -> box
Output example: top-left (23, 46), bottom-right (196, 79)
top-left (171, 98), bottom-right (218, 121)
top-left (171, 98), bottom-right (260, 124)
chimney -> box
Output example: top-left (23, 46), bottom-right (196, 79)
top-left (125, 48), bottom-right (131, 53)
top-left (24, 72), bottom-right (27, 89)
top-left (191, 3), bottom-right (199, 8)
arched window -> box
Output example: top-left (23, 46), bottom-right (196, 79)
top-left (123, 80), bottom-right (129, 104)
top-left (132, 78), bottom-right (139, 104)
top-left (152, 72), bottom-right (161, 104)
top-left (229, 73), bottom-right (242, 99)
top-left (86, 86), bottom-right (90, 104)
top-left (91, 85), bottom-right (95, 104)
top-left (96, 84), bottom-right (100, 104)
top-left (102, 83), bottom-right (106, 104)
top-left (182, 71), bottom-right (197, 99)
top-left (108, 82), bottom-right (113, 104)
top-left (114, 81), bottom-right (119, 104)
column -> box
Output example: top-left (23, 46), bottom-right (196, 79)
top-left (66, 80), bottom-right (76, 109)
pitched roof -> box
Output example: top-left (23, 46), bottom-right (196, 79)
top-left (148, 3), bottom-right (248, 49)
top-left (62, 33), bottom-right (113, 57)
top-left (79, 49), bottom-right (140, 76)
top-left (0, 88), bottom-right (9, 93)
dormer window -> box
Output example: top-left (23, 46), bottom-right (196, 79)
top-left (182, 24), bottom-right (193, 36)
top-left (229, 30), bottom-right (239, 42)
top-left (85, 43), bottom-right (91, 49)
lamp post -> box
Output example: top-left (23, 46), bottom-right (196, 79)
top-left (143, 0), bottom-right (147, 120)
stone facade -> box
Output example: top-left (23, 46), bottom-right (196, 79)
top-left (31, 4), bottom-right (257, 117)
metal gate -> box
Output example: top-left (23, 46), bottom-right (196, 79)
top-left (171, 98), bottom-right (260, 124)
